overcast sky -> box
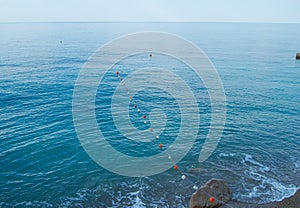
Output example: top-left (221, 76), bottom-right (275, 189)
top-left (0, 0), bottom-right (300, 23)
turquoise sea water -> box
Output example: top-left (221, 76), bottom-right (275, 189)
top-left (0, 23), bottom-right (299, 207)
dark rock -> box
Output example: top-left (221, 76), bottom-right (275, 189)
top-left (296, 53), bottom-right (300, 60)
top-left (190, 179), bottom-right (232, 208)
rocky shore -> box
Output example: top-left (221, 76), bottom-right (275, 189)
top-left (190, 179), bottom-right (299, 208)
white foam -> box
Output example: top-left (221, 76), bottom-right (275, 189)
top-left (130, 191), bottom-right (146, 208)
top-left (242, 154), bottom-right (270, 172)
top-left (237, 153), bottom-right (297, 203)
top-left (219, 152), bottom-right (236, 157)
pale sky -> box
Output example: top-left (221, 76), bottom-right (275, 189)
top-left (0, 0), bottom-right (300, 23)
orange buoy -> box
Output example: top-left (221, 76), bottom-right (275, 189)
top-left (159, 144), bottom-right (163, 148)
top-left (173, 165), bottom-right (178, 170)
top-left (129, 96), bottom-right (132, 99)
top-left (209, 197), bottom-right (215, 203)
top-left (149, 128), bottom-right (153, 131)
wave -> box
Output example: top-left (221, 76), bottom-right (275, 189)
top-left (0, 201), bottom-right (53, 208)
top-left (236, 153), bottom-right (297, 203)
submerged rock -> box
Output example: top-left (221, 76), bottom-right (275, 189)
top-left (190, 179), bottom-right (232, 208)
top-left (188, 168), bottom-right (208, 174)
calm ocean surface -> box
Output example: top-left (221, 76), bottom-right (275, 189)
top-left (0, 23), bottom-right (299, 207)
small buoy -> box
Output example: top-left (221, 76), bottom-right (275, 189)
top-left (129, 96), bottom-right (132, 99)
top-left (149, 128), bottom-right (153, 131)
top-left (60, 40), bottom-right (62, 44)
top-left (193, 185), bottom-right (198, 190)
top-left (144, 121), bottom-right (147, 124)
top-left (168, 155), bottom-right (171, 159)
top-left (296, 53), bottom-right (300, 60)
top-left (173, 165), bottom-right (178, 170)
top-left (149, 53), bottom-right (152, 57)
top-left (126, 88), bottom-right (128, 91)
top-left (209, 197), bottom-right (215, 203)
top-left (156, 135), bottom-right (159, 139)
top-left (116, 71), bottom-right (119, 76)
top-left (181, 175), bottom-right (186, 180)
top-left (120, 77), bottom-right (122, 81)
top-left (143, 115), bottom-right (146, 119)
top-left (159, 144), bottom-right (163, 148)
top-left (134, 104), bottom-right (137, 108)
top-left (137, 109), bottom-right (140, 112)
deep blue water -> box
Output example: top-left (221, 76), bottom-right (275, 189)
top-left (0, 23), bottom-right (299, 207)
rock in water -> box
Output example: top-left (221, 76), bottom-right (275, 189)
top-left (296, 53), bottom-right (300, 60)
top-left (190, 179), bottom-right (232, 208)
top-left (188, 168), bottom-right (208, 174)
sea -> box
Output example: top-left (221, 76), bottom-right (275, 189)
top-left (0, 22), bottom-right (299, 207)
